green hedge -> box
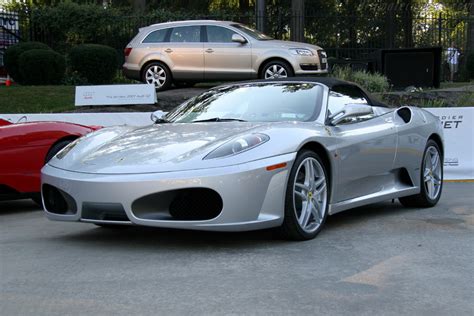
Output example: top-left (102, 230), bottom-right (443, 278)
top-left (331, 66), bottom-right (390, 93)
top-left (4, 41), bottom-right (51, 83)
top-left (18, 49), bottom-right (66, 85)
top-left (68, 44), bottom-right (118, 84)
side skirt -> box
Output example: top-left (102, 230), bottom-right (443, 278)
top-left (328, 186), bottom-right (420, 215)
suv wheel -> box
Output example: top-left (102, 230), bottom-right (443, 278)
top-left (142, 62), bottom-right (171, 91)
top-left (260, 60), bottom-right (294, 79)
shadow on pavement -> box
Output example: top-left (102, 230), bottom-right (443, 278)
top-left (49, 201), bottom-right (416, 251)
top-left (0, 199), bottom-right (41, 215)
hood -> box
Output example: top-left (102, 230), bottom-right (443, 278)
top-left (49, 122), bottom-right (277, 174)
top-left (264, 40), bottom-right (322, 51)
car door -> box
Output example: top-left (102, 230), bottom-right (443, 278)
top-left (164, 25), bottom-right (204, 80)
top-left (204, 25), bottom-right (252, 80)
top-left (327, 85), bottom-right (397, 203)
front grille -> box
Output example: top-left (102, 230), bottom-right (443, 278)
top-left (317, 50), bottom-right (327, 70)
top-left (82, 202), bottom-right (129, 221)
top-left (42, 184), bottom-right (77, 215)
top-left (300, 63), bottom-right (319, 71)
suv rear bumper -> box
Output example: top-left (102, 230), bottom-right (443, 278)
top-left (122, 67), bottom-right (141, 81)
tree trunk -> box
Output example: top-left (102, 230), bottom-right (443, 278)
top-left (290, 0), bottom-right (304, 42)
top-left (256, 0), bottom-right (266, 33)
top-left (402, 0), bottom-right (413, 47)
top-left (385, 0), bottom-right (396, 48)
top-left (132, 0), bottom-right (146, 13)
top-left (468, 0), bottom-right (474, 53)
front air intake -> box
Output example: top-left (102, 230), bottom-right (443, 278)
top-left (132, 188), bottom-right (223, 221)
top-left (42, 184), bottom-right (77, 215)
top-left (168, 188), bottom-right (223, 220)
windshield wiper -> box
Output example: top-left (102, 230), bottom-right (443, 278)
top-left (191, 117), bottom-right (247, 123)
top-left (154, 118), bottom-right (170, 124)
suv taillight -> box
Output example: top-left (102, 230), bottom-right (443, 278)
top-left (124, 47), bottom-right (132, 57)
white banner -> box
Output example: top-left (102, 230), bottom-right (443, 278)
top-left (1, 112), bottom-right (153, 127)
top-left (2, 107), bottom-right (473, 180)
top-left (75, 84), bottom-right (156, 106)
top-left (425, 107), bottom-right (474, 180)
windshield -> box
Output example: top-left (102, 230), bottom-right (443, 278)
top-left (231, 24), bottom-right (273, 40)
top-left (166, 82), bottom-right (323, 123)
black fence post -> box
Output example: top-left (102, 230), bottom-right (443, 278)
top-left (438, 13), bottom-right (443, 47)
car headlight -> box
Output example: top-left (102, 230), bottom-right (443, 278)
top-left (55, 138), bottom-right (81, 160)
top-left (290, 48), bottom-right (313, 56)
top-left (204, 133), bottom-right (270, 160)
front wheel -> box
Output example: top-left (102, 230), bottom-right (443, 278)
top-left (279, 150), bottom-right (329, 240)
top-left (399, 140), bottom-right (443, 207)
top-left (142, 62), bottom-right (172, 91)
top-left (260, 60), bottom-right (294, 79)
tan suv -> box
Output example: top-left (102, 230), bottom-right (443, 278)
top-left (123, 20), bottom-right (328, 90)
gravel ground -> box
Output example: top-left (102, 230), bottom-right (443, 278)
top-left (1, 182), bottom-right (473, 315)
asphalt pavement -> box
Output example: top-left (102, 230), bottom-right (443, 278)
top-left (1, 183), bottom-right (473, 315)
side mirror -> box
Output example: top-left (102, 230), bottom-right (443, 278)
top-left (150, 110), bottom-right (165, 122)
top-left (328, 103), bottom-right (373, 126)
top-left (232, 34), bottom-right (247, 44)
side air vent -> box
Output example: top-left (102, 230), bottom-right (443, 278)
top-left (397, 107), bottom-right (412, 123)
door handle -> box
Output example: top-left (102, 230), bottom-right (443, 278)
top-left (164, 48), bottom-right (173, 53)
top-left (205, 48), bottom-right (214, 53)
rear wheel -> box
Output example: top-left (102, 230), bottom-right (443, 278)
top-left (142, 62), bottom-right (172, 91)
top-left (399, 140), bottom-right (443, 207)
top-left (279, 150), bottom-right (329, 240)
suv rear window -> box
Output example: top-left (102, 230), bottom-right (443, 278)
top-left (142, 29), bottom-right (169, 43)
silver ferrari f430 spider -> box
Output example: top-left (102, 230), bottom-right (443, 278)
top-left (41, 78), bottom-right (443, 240)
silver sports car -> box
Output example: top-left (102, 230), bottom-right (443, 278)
top-left (41, 78), bottom-right (444, 240)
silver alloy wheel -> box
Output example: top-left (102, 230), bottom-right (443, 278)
top-left (145, 65), bottom-right (167, 88)
top-left (293, 157), bottom-right (327, 233)
top-left (423, 145), bottom-right (442, 200)
top-left (264, 64), bottom-right (288, 79)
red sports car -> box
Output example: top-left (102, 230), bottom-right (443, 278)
top-left (0, 118), bottom-right (100, 204)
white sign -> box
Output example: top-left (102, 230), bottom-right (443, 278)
top-left (1, 112), bottom-right (153, 127)
top-left (75, 84), bottom-right (156, 106)
top-left (425, 107), bottom-right (474, 181)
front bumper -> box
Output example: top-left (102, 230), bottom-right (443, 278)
top-left (41, 153), bottom-right (296, 231)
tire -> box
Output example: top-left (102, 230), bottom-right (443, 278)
top-left (45, 139), bottom-right (74, 163)
top-left (142, 62), bottom-right (172, 91)
top-left (174, 81), bottom-right (195, 88)
top-left (260, 60), bottom-right (294, 79)
top-left (279, 150), bottom-right (329, 240)
top-left (399, 140), bottom-right (443, 207)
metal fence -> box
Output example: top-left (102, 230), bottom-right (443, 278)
top-left (0, 7), bottom-right (470, 62)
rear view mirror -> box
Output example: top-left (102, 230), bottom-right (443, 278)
top-left (151, 110), bottom-right (165, 122)
top-left (232, 34), bottom-right (247, 44)
top-left (329, 103), bottom-right (373, 125)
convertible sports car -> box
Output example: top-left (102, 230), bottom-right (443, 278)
top-left (41, 78), bottom-right (443, 240)
top-left (0, 118), bottom-right (99, 204)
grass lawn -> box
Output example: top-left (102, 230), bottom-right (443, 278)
top-left (0, 85), bottom-right (75, 113)
top-left (0, 81), bottom-right (472, 114)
